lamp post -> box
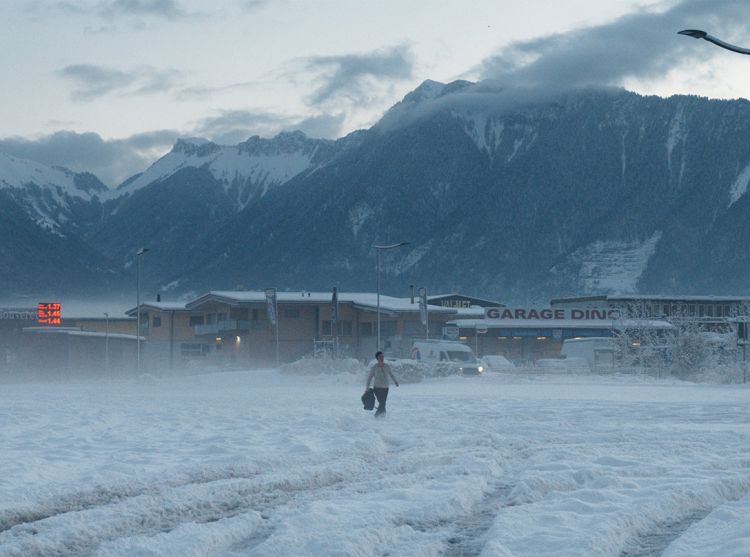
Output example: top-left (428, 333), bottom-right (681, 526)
top-left (374, 242), bottom-right (409, 351)
top-left (104, 312), bottom-right (109, 372)
top-left (678, 30), bottom-right (750, 55)
top-left (135, 247), bottom-right (149, 373)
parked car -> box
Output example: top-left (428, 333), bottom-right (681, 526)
top-left (411, 340), bottom-right (484, 376)
top-left (481, 355), bottom-right (517, 373)
top-left (561, 337), bottom-right (616, 369)
top-left (534, 357), bottom-right (591, 374)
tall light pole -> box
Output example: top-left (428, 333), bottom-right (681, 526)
top-left (678, 30), bottom-right (750, 55)
top-left (136, 247), bottom-right (149, 373)
top-left (104, 312), bottom-right (109, 373)
top-left (374, 242), bottom-right (409, 351)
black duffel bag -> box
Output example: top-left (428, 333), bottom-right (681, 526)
top-left (361, 388), bottom-right (375, 411)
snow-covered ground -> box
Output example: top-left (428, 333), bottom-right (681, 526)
top-left (1, 369), bottom-right (750, 556)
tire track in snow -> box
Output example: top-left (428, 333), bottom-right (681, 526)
top-left (0, 466), bottom-right (353, 557)
top-left (0, 464), bottom-right (263, 534)
top-left (0, 440), bottom-right (419, 557)
top-left (618, 477), bottom-right (750, 557)
top-left (441, 481), bottom-right (516, 557)
top-left (619, 508), bottom-right (712, 557)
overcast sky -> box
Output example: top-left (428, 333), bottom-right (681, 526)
top-left (1, 0), bottom-right (749, 186)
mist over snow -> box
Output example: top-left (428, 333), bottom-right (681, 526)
top-left (1, 368), bottom-right (750, 556)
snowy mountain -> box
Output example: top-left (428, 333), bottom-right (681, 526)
top-left (0, 151), bottom-right (107, 234)
top-left (87, 131), bottom-right (349, 287)
top-left (187, 84), bottom-right (750, 300)
top-left (8, 82), bottom-right (750, 299)
top-left (0, 152), bottom-right (124, 295)
top-left (111, 131), bottom-right (338, 210)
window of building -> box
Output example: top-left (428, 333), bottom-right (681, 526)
top-left (380, 321), bottom-right (397, 337)
top-left (252, 309), bottom-right (259, 321)
top-left (189, 315), bottom-right (204, 326)
top-left (206, 314), bottom-right (216, 325)
top-left (230, 308), bottom-right (249, 320)
top-left (153, 316), bottom-right (161, 328)
top-left (285, 309), bottom-right (300, 318)
top-left (403, 321), bottom-right (425, 335)
top-left (322, 320), bottom-right (353, 336)
top-left (705, 305), bottom-right (714, 317)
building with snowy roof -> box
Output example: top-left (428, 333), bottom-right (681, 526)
top-left (127, 290), bottom-right (459, 369)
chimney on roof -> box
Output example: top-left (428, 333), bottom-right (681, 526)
top-left (157, 293), bottom-right (161, 302)
top-left (410, 285), bottom-right (415, 304)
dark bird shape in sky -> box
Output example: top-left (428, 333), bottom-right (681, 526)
top-left (678, 29), bottom-right (750, 55)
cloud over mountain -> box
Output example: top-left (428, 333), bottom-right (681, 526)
top-left (59, 64), bottom-right (185, 101)
top-left (300, 44), bottom-right (415, 107)
top-left (0, 130), bottom-right (178, 187)
top-left (479, 0), bottom-right (747, 91)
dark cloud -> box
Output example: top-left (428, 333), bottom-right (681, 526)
top-left (28, 0), bottom-right (192, 23)
top-left (300, 44), bottom-right (415, 106)
top-left (478, 0), bottom-right (748, 90)
top-left (0, 111), bottom-right (344, 187)
top-left (194, 109), bottom-right (345, 144)
top-left (379, 0), bottom-right (750, 133)
top-left (59, 64), bottom-right (184, 101)
top-left (194, 110), bottom-right (296, 144)
top-left (242, 0), bottom-right (271, 11)
top-left (175, 80), bottom-right (257, 101)
top-left (294, 113), bottom-right (347, 138)
top-left (0, 130), bottom-right (179, 187)
top-left (59, 65), bottom-right (134, 100)
top-left (100, 0), bottom-right (186, 18)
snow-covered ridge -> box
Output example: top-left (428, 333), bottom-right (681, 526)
top-left (111, 131), bottom-right (332, 209)
top-left (0, 151), bottom-right (107, 233)
top-left (728, 162), bottom-right (750, 207)
top-left (569, 232), bottom-right (663, 294)
top-left (0, 151), bottom-right (98, 200)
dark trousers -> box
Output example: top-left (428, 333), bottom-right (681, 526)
top-left (374, 387), bottom-right (389, 415)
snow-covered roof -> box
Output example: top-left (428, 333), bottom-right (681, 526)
top-left (124, 302), bottom-right (188, 316)
top-left (23, 327), bottom-right (143, 340)
top-left (449, 318), bottom-right (675, 330)
top-left (185, 291), bottom-right (457, 314)
top-left (552, 294), bottom-right (750, 304)
top-left (453, 306), bottom-right (486, 317)
top-left (427, 294), bottom-right (505, 306)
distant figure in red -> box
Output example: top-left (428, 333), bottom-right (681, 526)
top-left (365, 351), bottom-right (400, 417)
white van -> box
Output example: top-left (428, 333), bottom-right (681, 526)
top-left (561, 337), bottom-right (616, 369)
top-left (411, 340), bottom-right (484, 375)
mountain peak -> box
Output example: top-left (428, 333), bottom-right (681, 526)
top-left (171, 137), bottom-right (220, 156)
top-left (239, 130), bottom-right (309, 153)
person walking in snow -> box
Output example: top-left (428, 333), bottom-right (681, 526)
top-left (365, 351), bottom-right (399, 417)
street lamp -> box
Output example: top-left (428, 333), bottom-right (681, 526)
top-left (374, 242), bottom-right (409, 351)
top-left (104, 312), bottom-right (109, 373)
top-left (678, 30), bottom-right (750, 55)
top-left (135, 247), bottom-right (149, 373)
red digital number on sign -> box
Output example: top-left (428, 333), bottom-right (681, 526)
top-left (37, 302), bottom-right (62, 325)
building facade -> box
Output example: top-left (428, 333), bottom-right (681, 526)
top-left (130, 291), bottom-right (459, 369)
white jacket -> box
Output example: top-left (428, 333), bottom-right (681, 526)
top-left (366, 363), bottom-right (398, 389)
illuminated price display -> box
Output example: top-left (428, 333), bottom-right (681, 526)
top-left (37, 302), bottom-right (62, 325)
